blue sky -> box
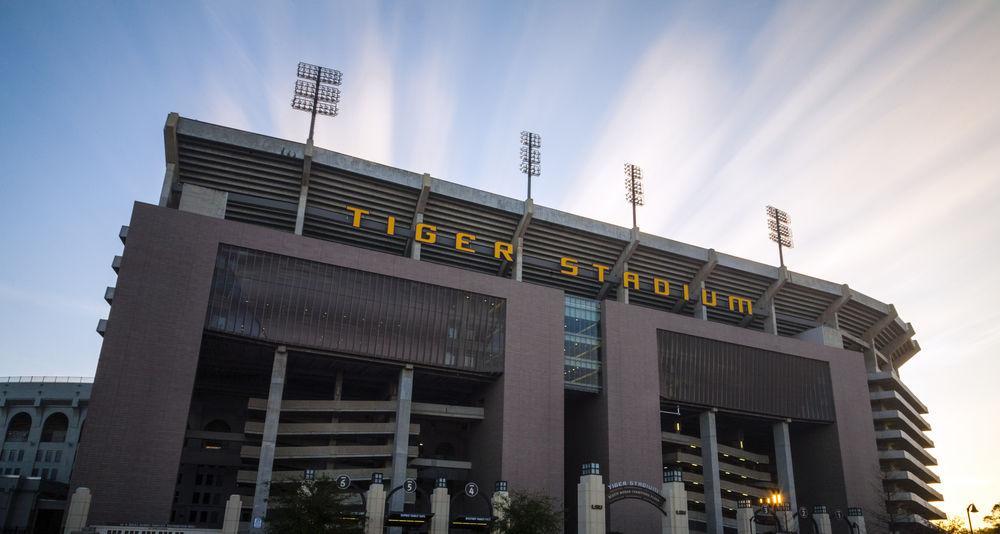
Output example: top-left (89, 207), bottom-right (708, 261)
top-left (2, 0), bottom-right (998, 523)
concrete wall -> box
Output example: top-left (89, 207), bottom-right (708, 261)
top-left (599, 299), bottom-right (886, 534)
top-left (72, 202), bottom-right (565, 523)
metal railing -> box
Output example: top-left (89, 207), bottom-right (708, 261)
top-left (0, 376), bottom-right (94, 384)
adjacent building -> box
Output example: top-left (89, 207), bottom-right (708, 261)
top-left (1, 377), bottom-right (91, 532)
top-left (71, 113), bottom-right (942, 533)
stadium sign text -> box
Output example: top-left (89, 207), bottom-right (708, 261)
top-left (343, 205), bottom-right (755, 316)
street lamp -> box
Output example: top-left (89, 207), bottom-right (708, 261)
top-left (766, 205), bottom-right (793, 267)
top-left (291, 61), bottom-right (343, 144)
top-left (624, 163), bottom-right (644, 228)
top-left (967, 503), bottom-right (978, 534)
top-left (520, 131), bottom-right (541, 199)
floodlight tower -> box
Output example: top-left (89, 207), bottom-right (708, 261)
top-left (767, 205), bottom-right (793, 267)
top-left (291, 62), bottom-right (343, 144)
top-left (624, 163), bottom-right (644, 228)
top-left (520, 131), bottom-right (541, 199)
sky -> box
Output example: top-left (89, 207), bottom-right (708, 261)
top-left (1, 0), bottom-right (998, 525)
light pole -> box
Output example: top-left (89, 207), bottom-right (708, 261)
top-left (624, 163), bottom-right (644, 228)
top-left (520, 131), bottom-right (540, 199)
top-left (291, 62), bottom-right (343, 144)
top-left (967, 503), bottom-right (979, 534)
top-left (766, 205), bottom-right (793, 267)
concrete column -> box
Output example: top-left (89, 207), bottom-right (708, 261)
top-left (662, 467), bottom-right (689, 534)
top-left (62, 487), bottom-right (91, 534)
top-left (388, 366), bottom-right (414, 516)
top-left (863, 347), bottom-right (880, 372)
top-left (294, 141), bottom-right (314, 236)
top-left (430, 478), bottom-right (450, 534)
top-left (365, 474), bottom-right (387, 534)
top-left (776, 503), bottom-right (796, 533)
top-left (617, 261), bottom-right (629, 304)
top-left (693, 283), bottom-right (708, 320)
top-left (411, 213), bottom-right (424, 260)
top-left (813, 506), bottom-right (833, 534)
top-left (699, 410), bottom-right (723, 534)
top-left (250, 346), bottom-right (288, 534)
top-left (492, 481), bottom-right (510, 530)
top-left (736, 500), bottom-right (755, 534)
top-left (222, 495), bottom-right (242, 534)
top-left (764, 302), bottom-right (778, 335)
top-left (848, 507), bottom-right (867, 534)
top-left (514, 237), bottom-right (524, 282)
top-left (772, 421), bottom-right (798, 514)
top-left (577, 463), bottom-right (606, 534)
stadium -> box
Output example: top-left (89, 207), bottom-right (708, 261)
top-left (69, 112), bottom-right (941, 533)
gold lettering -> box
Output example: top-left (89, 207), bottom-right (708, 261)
top-left (455, 232), bottom-right (476, 253)
top-left (701, 289), bottom-right (718, 307)
top-left (623, 271), bottom-right (640, 290)
top-left (415, 223), bottom-right (437, 244)
top-left (560, 257), bottom-right (579, 276)
top-left (653, 277), bottom-right (670, 296)
top-left (346, 206), bottom-right (369, 228)
top-left (592, 264), bottom-right (610, 283)
top-left (386, 216), bottom-right (396, 236)
top-left (728, 295), bottom-right (753, 315)
top-left (493, 241), bottom-right (514, 261)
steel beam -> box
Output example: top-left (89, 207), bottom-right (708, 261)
top-left (739, 266), bottom-right (788, 327)
top-left (863, 304), bottom-right (898, 340)
top-left (674, 249), bottom-right (718, 313)
top-left (818, 284), bottom-right (852, 328)
top-left (596, 227), bottom-right (640, 300)
top-left (880, 323), bottom-right (916, 360)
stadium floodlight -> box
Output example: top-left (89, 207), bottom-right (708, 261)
top-left (292, 61), bottom-right (343, 144)
top-left (766, 205), bottom-right (794, 267)
top-left (624, 163), bottom-right (644, 228)
top-left (520, 131), bottom-right (541, 199)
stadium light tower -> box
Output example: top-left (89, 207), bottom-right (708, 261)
top-left (624, 163), bottom-right (644, 228)
top-left (767, 205), bottom-right (793, 267)
top-left (291, 62), bottom-right (343, 144)
top-left (520, 131), bottom-right (541, 199)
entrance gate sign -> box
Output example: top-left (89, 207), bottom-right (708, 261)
top-left (606, 481), bottom-right (667, 512)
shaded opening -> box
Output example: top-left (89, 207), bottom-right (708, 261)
top-left (5, 412), bottom-right (32, 442)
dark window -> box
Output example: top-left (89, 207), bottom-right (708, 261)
top-left (206, 245), bottom-right (507, 373)
top-left (5, 413), bottom-right (31, 442)
top-left (658, 331), bottom-right (836, 421)
top-left (41, 413), bottom-right (69, 443)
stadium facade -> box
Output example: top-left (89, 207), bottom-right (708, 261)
top-left (71, 113), bottom-right (942, 533)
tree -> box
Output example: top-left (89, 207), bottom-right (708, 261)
top-left (983, 504), bottom-right (1000, 534)
top-left (493, 490), bottom-right (563, 534)
top-left (936, 517), bottom-right (968, 534)
top-left (266, 475), bottom-right (364, 534)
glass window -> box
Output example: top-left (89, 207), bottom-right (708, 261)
top-left (563, 296), bottom-right (602, 391)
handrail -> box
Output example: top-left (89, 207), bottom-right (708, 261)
top-left (0, 376), bottom-right (94, 384)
